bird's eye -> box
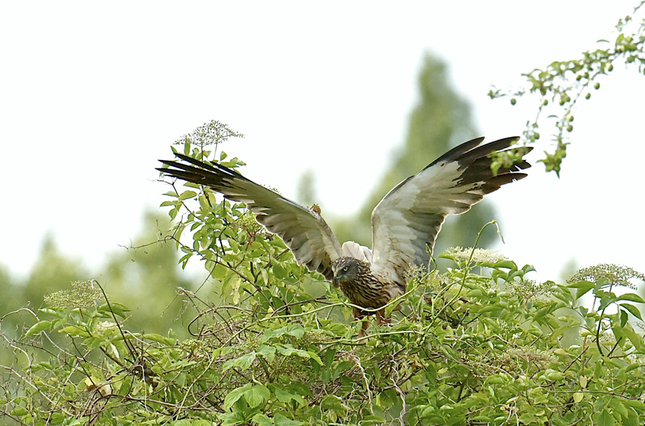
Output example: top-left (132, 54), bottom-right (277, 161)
top-left (342, 266), bottom-right (349, 272)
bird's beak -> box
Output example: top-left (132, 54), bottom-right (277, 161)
top-left (332, 275), bottom-right (339, 288)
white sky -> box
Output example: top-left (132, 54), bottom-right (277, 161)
top-left (1, 1), bottom-right (644, 284)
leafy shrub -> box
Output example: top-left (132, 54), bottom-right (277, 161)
top-left (2, 139), bottom-right (645, 425)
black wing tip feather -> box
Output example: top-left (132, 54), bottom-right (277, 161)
top-left (156, 153), bottom-right (247, 189)
top-left (159, 153), bottom-right (243, 176)
top-left (457, 139), bottom-right (533, 188)
top-left (424, 136), bottom-right (486, 170)
top-left (424, 136), bottom-right (524, 171)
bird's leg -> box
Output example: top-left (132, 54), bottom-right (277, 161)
top-left (353, 307), bottom-right (371, 337)
top-left (358, 319), bottom-right (370, 338)
top-left (376, 309), bottom-right (389, 326)
top-left (376, 303), bottom-right (403, 326)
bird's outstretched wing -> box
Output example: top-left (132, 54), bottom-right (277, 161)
top-left (370, 136), bottom-right (532, 286)
top-left (157, 153), bottom-right (343, 280)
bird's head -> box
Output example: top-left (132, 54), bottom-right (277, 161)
top-left (331, 257), bottom-right (361, 288)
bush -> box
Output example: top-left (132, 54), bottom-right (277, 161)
top-left (2, 141), bottom-right (645, 425)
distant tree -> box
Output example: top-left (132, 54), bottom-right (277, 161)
top-left (22, 234), bottom-right (86, 308)
top-left (296, 169), bottom-right (317, 207)
top-left (102, 210), bottom-right (193, 336)
top-left (334, 54), bottom-right (501, 257)
top-left (0, 264), bottom-right (20, 335)
top-left (0, 264), bottom-right (15, 312)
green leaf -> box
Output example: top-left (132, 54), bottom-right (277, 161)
top-left (620, 309), bottom-right (629, 328)
top-left (222, 352), bottom-right (257, 371)
top-left (252, 414), bottom-right (274, 426)
top-left (274, 386), bottom-right (306, 406)
top-left (567, 280), bottom-right (595, 299)
top-left (179, 190), bottom-right (197, 200)
top-left (494, 260), bottom-right (518, 270)
top-left (307, 351), bottom-right (323, 365)
top-left (622, 398), bottom-right (645, 413)
top-left (223, 383), bottom-right (252, 410)
top-left (273, 413), bottom-right (303, 426)
top-left (245, 384), bottom-right (270, 408)
top-left (10, 407), bottom-right (29, 416)
top-left (621, 326), bottom-right (645, 352)
top-left (38, 308), bottom-right (62, 317)
top-left (143, 333), bottom-right (176, 345)
top-left (597, 409), bottom-right (615, 426)
top-left (24, 320), bottom-right (52, 337)
top-left (609, 397), bottom-right (629, 420)
top-left (620, 303), bottom-right (643, 320)
top-left (261, 324), bottom-right (305, 342)
top-left (275, 344), bottom-right (322, 365)
top-left (256, 345), bottom-right (276, 363)
top-left (58, 325), bottom-right (90, 337)
top-left (617, 293), bottom-right (645, 304)
top-left (98, 302), bottom-right (129, 319)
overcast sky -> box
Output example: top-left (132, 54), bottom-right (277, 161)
top-left (1, 1), bottom-right (644, 284)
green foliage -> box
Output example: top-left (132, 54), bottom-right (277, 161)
top-left (101, 210), bottom-right (194, 336)
top-left (4, 141), bottom-right (645, 425)
top-left (489, 1), bottom-right (645, 176)
top-left (0, 210), bottom-right (191, 342)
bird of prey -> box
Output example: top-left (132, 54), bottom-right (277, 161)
top-left (158, 136), bottom-right (531, 332)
